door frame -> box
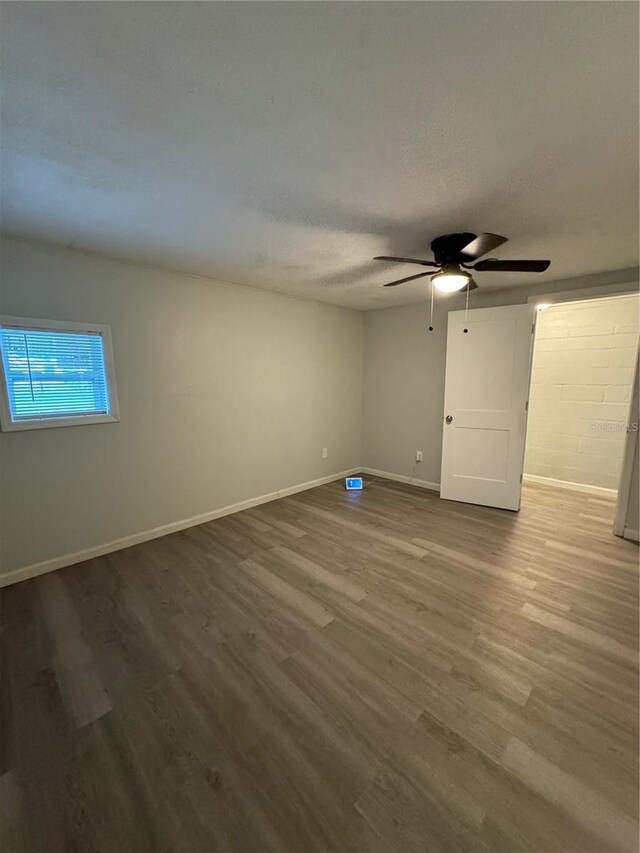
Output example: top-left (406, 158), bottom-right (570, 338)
top-left (613, 344), bottom-right (639, 540)
top-left (525, 283), bottom-right (639, 537)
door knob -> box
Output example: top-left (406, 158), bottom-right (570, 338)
top-left (445, 415), bottom-right (453, 424)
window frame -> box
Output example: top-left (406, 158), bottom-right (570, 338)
top-left (0, 315), bottom-right (120, 432)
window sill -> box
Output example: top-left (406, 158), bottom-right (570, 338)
top-left (0, 413), bottom-right (120, 433)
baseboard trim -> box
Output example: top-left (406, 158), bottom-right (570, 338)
top-left (623, 527), bottom-right (639, 542)
top-left (523, 474), bottom-right (617, 499)
top-left (0, 467), bottom-right (360, 588)
top-left (360, 467), bottom-right (441, 493)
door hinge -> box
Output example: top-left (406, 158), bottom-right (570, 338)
top-left (525, 400), bottom-right (529, 412)
top-left (520, 473), bottom-right (523, 483)
top-left (531, 323), bottom-right (535, 334)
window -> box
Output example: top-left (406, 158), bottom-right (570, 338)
top-left (0, 316), bottom-right (119, 431)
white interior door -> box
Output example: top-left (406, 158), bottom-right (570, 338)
top-left (440, 303), bottom-right (536, 511)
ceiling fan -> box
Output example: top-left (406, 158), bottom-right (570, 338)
top-left (375, 232), bottom-right (550, 293)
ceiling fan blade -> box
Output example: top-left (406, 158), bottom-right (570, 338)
top-left (459, 233), bottom-right (508, 261)
top-left (374, 256), bottom-right (439, 267)
top-left (473, 259), bottom-right (550, 272)
top-left (383, 271), bottom-right (433, 287)
top-left (467, 279), bottom-right (479, 291)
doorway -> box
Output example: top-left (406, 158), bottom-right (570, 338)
top-left (524, 293), bottom-right (640, 504)
top-left (438, 291), bottom-right (639, 520)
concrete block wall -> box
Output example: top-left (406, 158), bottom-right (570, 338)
top-left (525, 294), bottom-right (639, 491)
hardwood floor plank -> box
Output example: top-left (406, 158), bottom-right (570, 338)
top-left (521, 602), bottom-right (638, 665)
top-left (502, 737), bottom-right (638, 851)
top-left (37, 573), bottom-right (113, 729)
top-left (270, 544), bottom-right (368, 602)
top-left (237, 556), bottom-right (335, 627)
top-left (354, 766), bottom-right (488, 853)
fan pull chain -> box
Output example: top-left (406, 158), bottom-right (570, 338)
top-left (463, 281), bottom-right (470, 333)
top-left (428, 280), bottom-right (435, 331)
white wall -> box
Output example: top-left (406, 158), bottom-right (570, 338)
top-left (363, 269), bottom-right (639, 487)
top-left (525, 295), bottom-right (639, 490)
top-left (363, 300), bottom-right (447, 488)
top-left (0, 237), bottom-right (363, 582)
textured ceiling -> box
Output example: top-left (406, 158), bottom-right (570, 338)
top-left (1, 2), bottom-right (638, 309)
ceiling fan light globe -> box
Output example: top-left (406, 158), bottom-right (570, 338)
top-left (432, 272), bottom-right (470, 293)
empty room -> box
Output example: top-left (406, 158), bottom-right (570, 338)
top-left (0, 3), bottom-right (638, 852)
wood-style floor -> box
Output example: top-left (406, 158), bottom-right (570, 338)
top-left (1, 477), bottom-right (638, 853)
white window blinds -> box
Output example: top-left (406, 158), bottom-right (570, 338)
top-left (0, 322), bottom-right (117, 429)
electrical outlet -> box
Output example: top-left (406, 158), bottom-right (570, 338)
top-left (416, 450), bottom-right (423, 462)
top-left (322, 447), bottom-right (328, 459)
